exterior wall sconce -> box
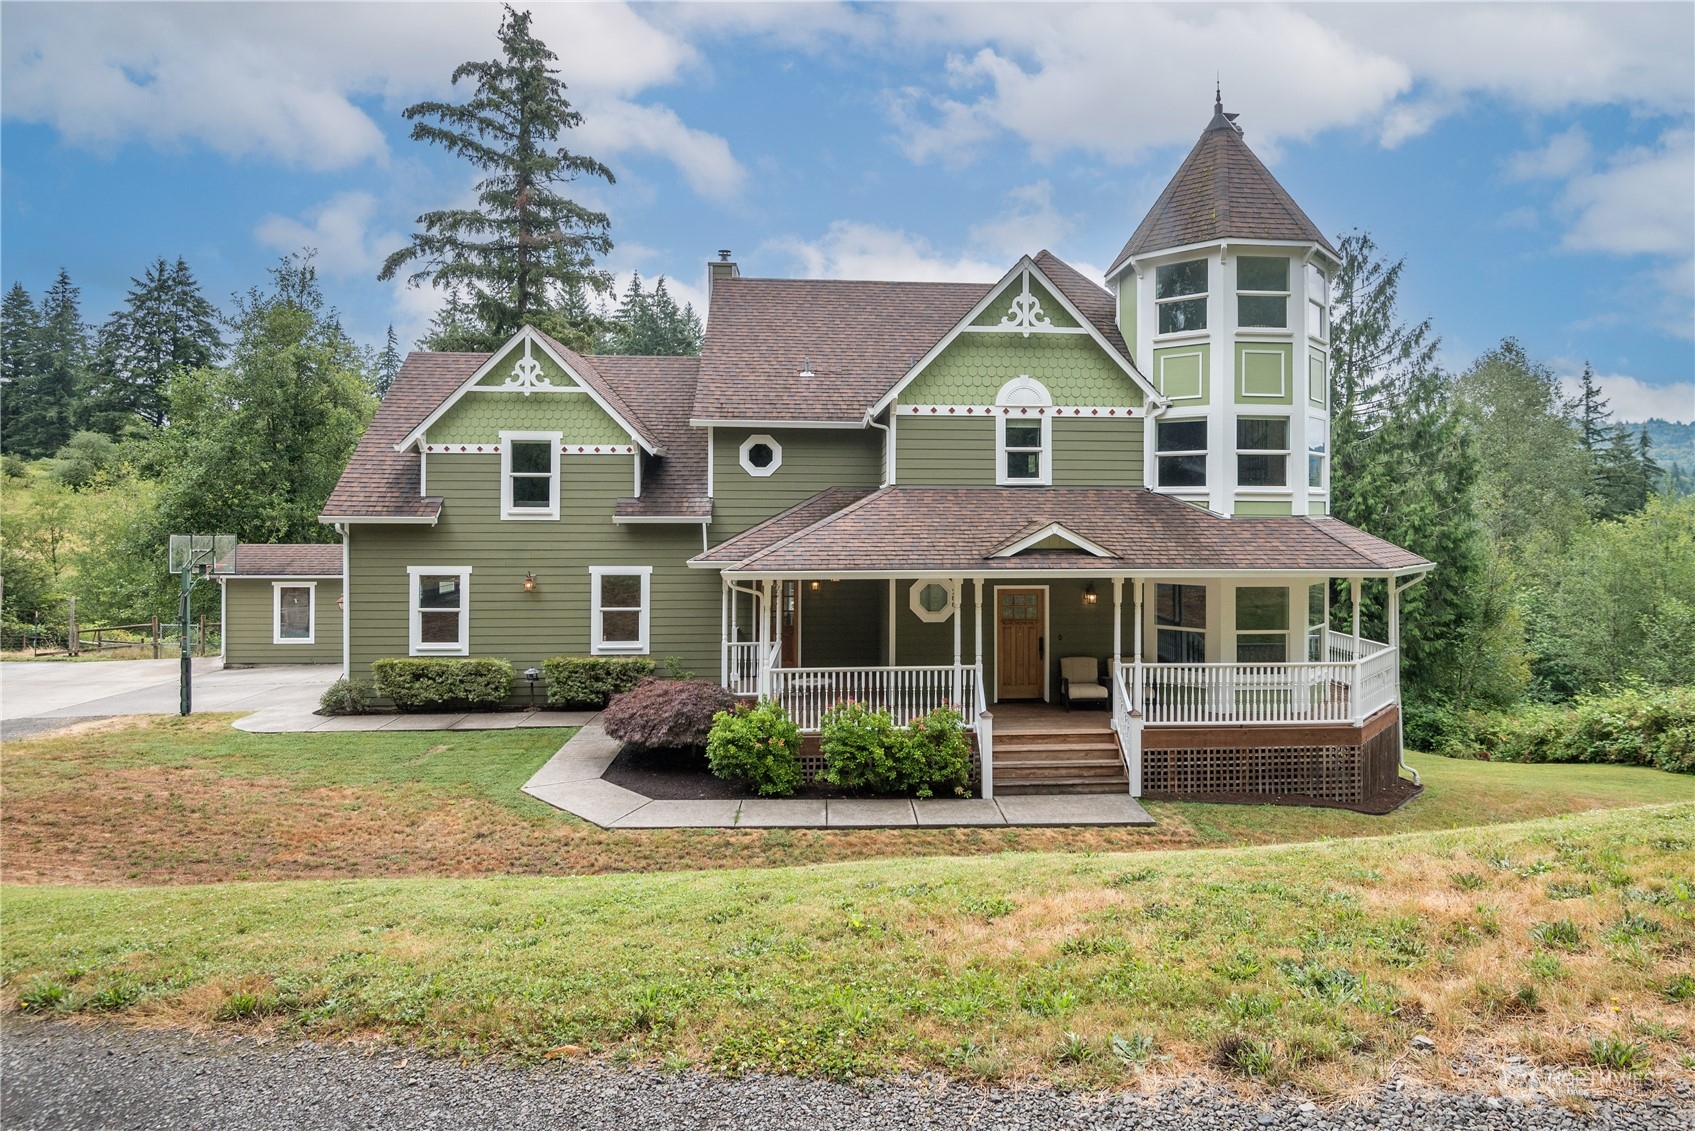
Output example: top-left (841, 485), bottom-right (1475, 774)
top-left (809, 580), bottom-right (821, 592)
top-left (1083, 582), bottom-right (1098, 607)
top-left (523, 572), bottom-right (537, 593)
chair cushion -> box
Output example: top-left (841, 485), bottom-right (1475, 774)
top-left (1059, 656), bottom-right (1099, 684)
top-left (1067, 683), bottom-right (1109, 700)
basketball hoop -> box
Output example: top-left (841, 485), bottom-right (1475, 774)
top-left (169, 534), bottom-right (236, 714)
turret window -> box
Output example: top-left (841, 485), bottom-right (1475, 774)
top-left (1306, 263), bottom-right (1328, 340)
top-left (1236, 417), bottom-right (1290, 487)
top-left (1307, 416), bottom-right (1328, 489)
top-left (1236, 257), bottom-right (1289, 328)
top-left (1156, 418), bottom-right (1208, 488)
top-left (1155, 259), bottom-right (1208, 334)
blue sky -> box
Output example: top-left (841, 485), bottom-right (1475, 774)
top-left (3, 2), bottom-right (1691, 420)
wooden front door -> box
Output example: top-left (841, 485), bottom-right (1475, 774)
top-left (997, 588), bottom-right (1045, 699)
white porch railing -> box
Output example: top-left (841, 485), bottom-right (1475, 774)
top-left (725, 641), bottom-right (762, 696)
top-left (766, 664), bottom-right (975, 733)
top-left (1119, 635), bottom-right (1398, 727)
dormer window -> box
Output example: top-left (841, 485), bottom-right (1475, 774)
top-left (995, 377), bottom-right (1052, 486)
top-left (1237, 256), bottom-right (1289, 328)
top-left (1155, 260), bottom-right (1207, 334)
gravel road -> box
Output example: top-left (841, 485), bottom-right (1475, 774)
top-left (3, 1019), bottom-right (1688, 1130)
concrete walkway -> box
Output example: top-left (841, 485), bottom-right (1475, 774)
top-left (522, 726), bottom-right (1155, 830)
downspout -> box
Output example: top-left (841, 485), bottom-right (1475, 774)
top-left (1391, 571), bottom-right (1427, 787)
top-left (868, 413), bottom-right (892, 487)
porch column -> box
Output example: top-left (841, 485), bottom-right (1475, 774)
top-left (1350, 577), bottom-right (1362, 656)
top-left (720, 577), bottom-right (729, 688)
top-left (973, 577), bottom-right (985, 669)
top-left (951, 576), bottom-right (964, 712)
top-left (1132, 578), bottom-right (1145, 714)
top-left (1111, 577), bottom-right (1123, 668)
top-left (757, 578), bottom-right (772, 698)
top-left (887, 578), bottom-right (897, 666)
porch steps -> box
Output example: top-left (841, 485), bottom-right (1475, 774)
top-left (993, 725), bottom-right (1128, 795)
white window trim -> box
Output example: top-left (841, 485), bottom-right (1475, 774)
top-left (1155, 414), bottom-right (1208, 489)
top-left (408, 565), bottom-right (471, 656)
top-left (995, 376), bottom-right (1052, 486)
top-left (1236, 255), bottom-right (1291, 330)
top-left (1306, 262), bottom-right (1330, 343)
top-left (908, 579), bottom-right (957, 624)
top-left (1236, 415), bottom-right (1293, 490)
top-left (1307, 415), bottom-right (1329, 493)
top-left (272, 581), bottom-right (316, 645)
top-left (1154, 258), bottom-right (1209, 338)
top-left (739, 434), bottom-right (782, 478)
top-left (1237, 349), bottom-right (1288, 399)
top-left (500, 430), bottom-right (561, 520)
top-left (1156, 350), bottom-right (1206, 401)
top-left (590, 566), bottom-right (652, 655)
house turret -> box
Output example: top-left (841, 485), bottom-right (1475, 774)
top-left (1108, 93), bottom-right (1340, 518)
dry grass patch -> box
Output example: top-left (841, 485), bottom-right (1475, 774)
top-left (4, 804), bottom-right (1692, 1094)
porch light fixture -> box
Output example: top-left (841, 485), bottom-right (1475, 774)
top-left (809, 580), bottom-right (820, 592)
top-left (523, 571), bottom-right (537, 593)
top-left (1083, 583), bottom-right (1099, 607)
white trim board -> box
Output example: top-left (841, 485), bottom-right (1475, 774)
top-left (272, 581), bottom-right (317, 646)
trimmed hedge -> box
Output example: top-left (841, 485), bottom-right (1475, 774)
top-left (370, 657), bottom-right (514, 712)
top-left (1412, 685), bottom-right (1695, 774)
top-left (542, 656), bottom-right (656, 709)
top-left (706, 699), bottom-right (803, 797)
top-left (818, 701), bottom-right (973, 798)
top-left (602, 677), bottom-right (737, 752)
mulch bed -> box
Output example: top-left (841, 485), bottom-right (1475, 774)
top-left (1141, 778), bottom-right (1423, 815)
top-left (601, 746), bottom-right (858, 801)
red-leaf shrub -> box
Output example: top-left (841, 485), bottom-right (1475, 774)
top-left (602, 677), bottom-right (738, 752)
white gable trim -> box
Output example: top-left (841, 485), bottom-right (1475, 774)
top-left (992, 522), bottom-right (1117, 559)
top-left (394, 326), bottom-right (661, 455)
top-left (867, 256), bottom-right (1164, 419)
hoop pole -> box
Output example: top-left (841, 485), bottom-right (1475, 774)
top-left (179, 566), bottom-right (193, 716)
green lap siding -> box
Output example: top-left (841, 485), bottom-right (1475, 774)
top-left (222, 577), bottom-right (343, 665)
top-left (347, 455), bottom-right (724, 694)
top-left (709, 428), bottom-right (882, 540)
top-left (798, 580), bottom-right (886, 667)
top-left (894, 415), bottom-right (1143, 486)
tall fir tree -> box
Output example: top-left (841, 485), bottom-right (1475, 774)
top-left (374, 325), bottom-right (402, 399)
top-left (2, 270), bottom-right (90, 458)
top-left (0, 283), bottom-right (43, 455)
top-left (87, 256), bottom-right (223, 431)
top-left (1591, 423), bottom-right (1652, 519)
top-left (1328, 232), bottom-right (1495, 708)
top-left (380, 5), bottom-right (615, 353)
top-left (602, 272), bottom-right (705, 356)
top-left (1574, 362), bottom-right (1610, 453)
top-left (1638, 427), bottom-right (1665, 496)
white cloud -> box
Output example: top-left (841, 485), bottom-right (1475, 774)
top-left (768, 221), bottom-right (1004, 282)
top-left (574, 100), bottom-right (747, 203)
top-left (1506, 127), bottom-right (1594, 182)
top-left (0, 2), bottom-right (743, 198)
top-left (1557, 372), bottom-right (1695, 424)
top-left (967, 181), bottom-right (1074, 260)
top-left (254, 193), bottom-right (402, 278)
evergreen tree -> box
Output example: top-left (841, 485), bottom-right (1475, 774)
top-left (374, 325), bottom-right (402, 399)
top-left (418, 285), bottom-right (488, 352)
top-left (1591, 423), bottom-right (1652, 519)
top-left (380, 6), bottom-right (615, 353)
top-left (3, 270), bottom-right (89, 458)
top-left (1638, 428), bottom-right (1665, 496)
top-left (87, 257), bottom-right (223, 430)
top-left (1575, 362), bottom-right (1609, 453)
top-left (1328, 232), bottom-right (1495, 708)
top-left (156, 254), bottom-right (375, 544)
top-left (603, 273), bottom-right (703, 356)
top-left (0, 283), bottom-right (43, 454)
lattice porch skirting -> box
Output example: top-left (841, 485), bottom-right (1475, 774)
top-left (1141, 707), bottom-right (1401, 804)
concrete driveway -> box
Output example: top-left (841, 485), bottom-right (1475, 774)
top-left (1, 660), bottom-right (340, 741)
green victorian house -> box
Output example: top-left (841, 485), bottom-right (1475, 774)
top-left (240, 99), bottom-right (1433, 806)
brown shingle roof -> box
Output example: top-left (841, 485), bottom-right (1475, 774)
top-left (320, 352), bottom-right (481, 520)
top-left (593, 356), bottom-right (711, 519)
top-left (1032, 251), bottom-right (1136, 366)
top-left (231, 543), bottom-right (342, 577)
top-left (531, 329), bottom-right (666, 454)
top-left (695, 486), bottom-right (877, 565)
top-left (1108, 101), bottom-right (1338, 276)
top-left (693, 278), bottom-right (992, 424)
top-left (702, 487), bottom-right (1431, 575)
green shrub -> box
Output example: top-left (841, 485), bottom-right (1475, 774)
top-left (819, 700), bottom-right (902, 792)
top-left (1422, 686), bottom-right (1695, 774)
top-left (318, 676), bottom-right (371, 716)
top-left (370, 657), bottom-right (513, 711)
top-left (902, 705), bottom-right (973, 798)
top-left (706, 699), bottom-right (803, 797)
top-left (542, 656), bottom-right (655, 709)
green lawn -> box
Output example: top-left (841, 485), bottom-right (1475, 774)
top-left (5, 804), bottom-right (1692, 1091)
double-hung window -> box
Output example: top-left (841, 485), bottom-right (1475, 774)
top-left (500, 431), bottom-right (560, 520)
top-left (1237, 256), bottom-right (1289, 328)
top-left (1155, 259), bottom-right (1207, 334)
top-left (1307, 416), bottom-right (1328, 490)
top-left (1155, 583), bottom-right (1207, 663)
top-left (1155, 419), bottom-right (1207, 488)
top-left (1236, 417), bottom-right (1290, 487)
top-left (590, 566), bottom-right (651, 655)
top-left (1235, 586), bottom-right (1289, 663)
top-left (1305, 263), bottom-right (1328, 340)
top-left (409, 567), bottom-right (470, 656)
top-left (273, 583), bottom-right (315, 645)
top-left (1000, 421), bottom-right (1047, 483)
top-left (995, 377), bottom-right (1052, 485)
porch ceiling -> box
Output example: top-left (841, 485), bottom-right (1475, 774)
top-left (697, 486), bottom-right (1432, 578)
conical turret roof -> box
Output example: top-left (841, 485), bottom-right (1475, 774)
top-left (1108, 95), bottom-right (1337, 277)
